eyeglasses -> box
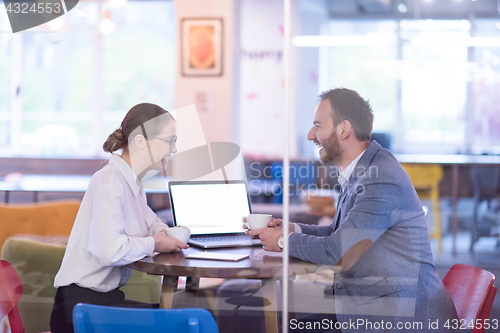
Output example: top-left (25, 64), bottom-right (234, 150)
top-left (156, 136), bottom-right (177, 151)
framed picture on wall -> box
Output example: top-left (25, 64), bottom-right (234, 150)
top-left (181, 18), bottom-right (223, 77)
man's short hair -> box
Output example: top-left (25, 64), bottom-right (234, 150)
top-left (318, 88), bottom-right (374, 142)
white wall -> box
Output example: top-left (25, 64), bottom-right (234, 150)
top-left (238, 0), bottom-right (299, 159)
top-left (174, 0), bottom-right (238, 144)
top-left (175, 0), bottom-right (328, 161)
top-left (296, 0), bottom-right (329, 158)
top-left (173, 0), bottom-right (244, 180)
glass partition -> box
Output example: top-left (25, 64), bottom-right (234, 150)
top-left (0, 9), bottom-right (11, 149)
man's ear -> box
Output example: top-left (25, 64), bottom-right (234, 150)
top-left (340, 120), bottom-right (352, 140)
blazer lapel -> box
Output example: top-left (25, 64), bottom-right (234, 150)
top-left (332, 140), bottom-right (382, 231)
top-left (333, 189), bottom-right (347, 231)
top-left (350, 140), bottom-right (381, 183)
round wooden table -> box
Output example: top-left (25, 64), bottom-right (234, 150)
top-left (128, 247), bottom-right (328, 333)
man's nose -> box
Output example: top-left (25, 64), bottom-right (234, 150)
top-left (307, 127), bottom-right (316, 141)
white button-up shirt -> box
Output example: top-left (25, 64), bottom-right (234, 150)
top-left (337, 149), bottom-right (366, 192)
top-left (293, 149), bottom-right (366, 234)
top-left (54, 154), bottom-right (167, 292)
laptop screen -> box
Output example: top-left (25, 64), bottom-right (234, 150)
top-left (169, 181), bottom-right (252, 236)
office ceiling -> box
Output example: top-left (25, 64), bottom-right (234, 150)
top-left (329, 0), bottom-right (500, 19)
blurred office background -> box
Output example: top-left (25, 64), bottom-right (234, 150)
top-left (2, 0), bottom-right (500, 242)
top-left (0, 0), bottom-right (499, 159)
top-left (1, 1), bottom-right (500, 332)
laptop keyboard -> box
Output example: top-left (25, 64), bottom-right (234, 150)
top-left (191, 236), bottom-right (255, 243)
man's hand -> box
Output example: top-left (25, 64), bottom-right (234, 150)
top-left (242, 217), bottom-right (294, 237)
top-left (152, 232), bottom-right (189, 253)
top-left (267, 218), bottom-right (295, 231)
top-left (249, 227), bottom-right (283, 252)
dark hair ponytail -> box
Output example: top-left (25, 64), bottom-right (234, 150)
top-left (103, 129), bottom-right (125, 153)
top-left (102, 103), bottom-right (174, 153)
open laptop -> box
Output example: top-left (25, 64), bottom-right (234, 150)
top-left (168, 180), bottom-right (262, 249)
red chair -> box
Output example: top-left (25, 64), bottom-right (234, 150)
top-left (442, 263), bottom-right (497, 333)
top-left (0, 260), bottom-right (24, 333)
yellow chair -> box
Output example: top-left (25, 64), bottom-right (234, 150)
top-left (401, 164), bottom-right (444, 254)
top-left (0, 200), bottom-right (81, 250)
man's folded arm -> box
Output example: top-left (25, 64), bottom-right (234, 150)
top-left (289, 181), bottom-right (401, 269)
top-left (295, 223), bottom-right (333, 236)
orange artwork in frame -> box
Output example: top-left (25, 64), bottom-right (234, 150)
top-left (181, 18), bottom-right (223, 76)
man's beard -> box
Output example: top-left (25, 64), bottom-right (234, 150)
top-left (320, 131), bottom-right (342, 166)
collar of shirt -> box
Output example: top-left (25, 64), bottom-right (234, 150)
top-left (108, 154), bottom-right (142, 197)
top-left (338, 149), bottom-right (366, 191)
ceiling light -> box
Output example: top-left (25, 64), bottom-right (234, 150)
top-left (460, 20), bottom-right (471, 31)
top-left (100, 19), bottom-right (114, 34)
top-left (107, 0), bottom-right (128, 8)
top-left (425, 19), bottom-right (435, 31)
top-left (48, 17), bottom-right (65, 31)
top-left (411, 37), bottom-right (500, 47)
top-left (99, 10), bottom-right (114, 34)
top-left (292, 35), bottom-right (392, 47)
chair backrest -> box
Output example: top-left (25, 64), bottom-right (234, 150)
top-left (474, 285), bottom-right (497, 333)
top-left (73, 304), bottom-right (219, 333)
top-left (1, 237), bottom-right (67, 332)
top-left (470, 166), bottom-right (500, 200)
top-left (270, 161), bottom-right (317, 184)
top-left (401, 163), bottom-right (443, 190)
top-left (1, 237), bottom-right (161, 333)
top-left (0, 200), bottom-right (80, 250)
top-left (442, 263), bottom-right (496, 333)
top-left (0, 260), bottom-right (24, 333)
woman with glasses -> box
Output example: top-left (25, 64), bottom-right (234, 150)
top-left (50, 103), bottom-right (186, 333)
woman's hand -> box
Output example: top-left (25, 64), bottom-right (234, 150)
top-left (152, 232), bottom-right (188, 253)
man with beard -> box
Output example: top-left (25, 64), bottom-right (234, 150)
top-left (248, 88), bottom-right (458, 332)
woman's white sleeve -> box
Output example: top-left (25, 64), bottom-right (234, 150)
top-left (87, 184), bottom-right (155, 266)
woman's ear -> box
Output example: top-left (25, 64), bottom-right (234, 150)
top-left (133, 134), bottom-right (146, 150)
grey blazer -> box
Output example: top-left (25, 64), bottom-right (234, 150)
top-left (289, 141), bottom-right (458, 333)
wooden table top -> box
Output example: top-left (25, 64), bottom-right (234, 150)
top-left (128, 247), bottom-right (329, 279)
